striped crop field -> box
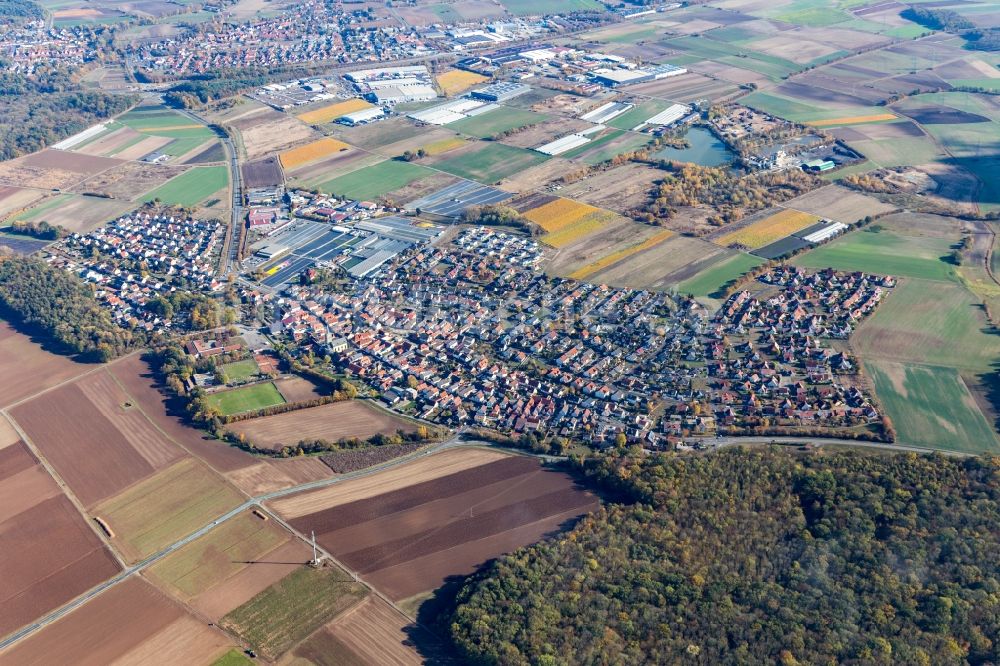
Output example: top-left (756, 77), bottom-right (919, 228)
top-left (280, 138), bottom-right (352, 169)
top-left (716, 209), bottom-right (820, 249)
top-left (297, 99), bottom-right (375, 125)
top-left (569, 230), bottom-right (675, 280)
top-left (436, 70), bottom-right (489, 95)
top-left (541, 210), bottom-right (619, 248)
top-left (523, 198), bottom-right (601, 233)
top-left (806, 113), bottom-right (898, 127)
top-left (421, 137), bottom-right (467, 155)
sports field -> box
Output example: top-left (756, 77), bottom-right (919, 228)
top-left (677, 252), bottom-right (764, 298)
top-left (433, 143), bottom-right (549, 184)
top-left (143, 166), bottom-right (229, 207)
top-left (220, 359), bottom-right (260, 383)
top-left (867, 360), bottom-right (1000, 454)
top-left (318, 160), bottom-right (435, 201)
top-left (793, 228), bottom-right (957, 281)
top-left (206, 382), bottom-right (286, 416)
top-left (220, 565), bottom-right (367, 660)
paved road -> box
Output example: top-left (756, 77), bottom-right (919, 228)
top-left (0, 435), bottom-right (475, 651)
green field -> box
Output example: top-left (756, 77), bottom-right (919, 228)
top-left (663, 36), bottom-right (799, 80)
top-left (499, 0), bottom-right (602, 15)
top-left (220, 359), bottom-right (261, 383)
top-left (206, 381), bottom-right (285, 416)
top-left (143, 166), bottom-right (229, 207)
top-left (96, 458), bottom-right (245, 562)
top-left (149, 511), bottom-right (287, 597)
top-left (220, 565), bottom-right (368, 659)
top-left (866, 360), bottom-right (1000, 453)
top-left (793, 228), bottom-right (958, 281)
top-left (846, 136), bottom-right (944, 168)
top-left (211, 650), bottom-right (255, 666)
top-left (433, 143), bottom-right (549, 184)
top-left (677, 252), bottom-right (764, 297)
top-left (570, 132), bottom-right (652, 165)
top-left (607, 101), bottom-right (669, 131)
top-left (119, 109), bottom-right (215, 135)
top-left (318, 160), bottom-right (434, 201)
top-left (449, 107), bottom-right (547, 138)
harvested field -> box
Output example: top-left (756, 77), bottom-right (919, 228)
top-left (220, 564), bottom-right (367, 660)
top-left (0, 186), bottom-right (44, 220)
top-left (544, 220), bottom-right (662, 278)
top-left (274, 375), bottom-right (326, 403)
top-left (0, 578), bottom-right (231, 666)
top-left (568, 229), bottom-right (675, 280)
top-left (0, 320), bottom-right (96, 408)
top-left (224, 457), bottom-right (332, 496)
top-left (560, 163), bottom-right (665, 213)
top-left (71, 161), bottom-right (188, 201)
top-left (807, 113), bottom-right (899, 127)
top-left (298, 99), bottom-right (375, 125)
top-left (583, 234), bottom-right (725, 289)
top-left (498, 156), bottom-right (574, 193)
top-left (436, 69), bottom-right (489, 95)
top-left (278, 451), bottom-right (598, 601)
top-left (226, 400), bottom-right (415, 451)
top-left (0, 161), bottom-right (91, 190)
top-left (279, 137), bottom-right (352, 169)
top-left (313, 596), bottom-right (429, 666)
top-left (94, 457), bottom-right (245, 562)
top-left (320, 443), bottom-right (426, 474)
top-left (779, 185), bottom-right (896, 224)
top-left (715, 209), bottom-right (820, 249)
top-left (237, 112), bottom-right (319, 159)
top-left (12, 194), bottom-right (130, 234)
top-left (21, 149), bottom-right (122, 174)
top-left (241, 156), bottom-right (283, 188)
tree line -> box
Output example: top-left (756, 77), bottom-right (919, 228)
top-left (450, 447), bottom-right (1000, 665)
top-left (903, 7), bottom-right (1000, 51)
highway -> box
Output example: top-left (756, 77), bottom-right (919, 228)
top-left (0, 435), bottom-right (478, 651)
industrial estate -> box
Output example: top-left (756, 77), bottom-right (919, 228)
top-left (1, 0), bottom-right (1000, 663)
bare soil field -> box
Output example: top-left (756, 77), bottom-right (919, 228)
top-left (752, 34), bottom-right (839, 64)
top-left (226, 400), bottom-right (415, 451)
top-left (499, 156), bottom-right (576, 193)
top-left (628, 73), bottom-right (739, 102)
top-left (225, 456), bottom-right (332, 496)
top-left (236, 111), bottom-right (319, 159)
top-left (286, 150), bottom-right (381, 187)
top-left (21, 149), bottom-right (123, 174)
top-left (241, 156), bottom-right (283, 189)
top-left (0, 577), bottom-right (231, 666)
top-left (274, 376), bottom-right (326, 403)
top-left (73, 126), bottom-right (142, 158)
top-left (0, 321), bottom-right (98, 408)
top-left (693, 61), bottom-right (774, 86)
top-left (0, 416), bottom-right (18, 449)
top-left (306, 596), bottom-right (428, 666)
top-left (270, 448), bottom-right (508, 519)
top-left (587, 235), bottom-right (734, 288)
top-left (16, 194), bottom-right (131, 233)
top-left (72, 161), bottom-right (189, 201)
top-left (281, 452), bottom-right (598, 601)
top-left (11, 381), bottom-right (157, 507)
top-left (0, 493), bottom-right (120, 639)
top-left (190, 538), bottom-right (311, 621)
top-left (0, 162), bottom-right (89, 189)
top-left (108, 355), bottom-right (257, 473)
top-left (0, 186), bottom-right (45, 220)
top-left (560, 163), bottom-right (663, 213)
top-left (780, 185), bottom-right (896, 224)
top-left (776, 80), bottom-right (881, 108)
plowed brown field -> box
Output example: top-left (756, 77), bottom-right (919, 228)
top-left (302, 596), bottom-right (430, 666)
top-left (0, 321), bottom-right (97, 408)
top-left (275, 451), bottom-right (598, 600)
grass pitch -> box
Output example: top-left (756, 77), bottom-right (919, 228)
top-left (220, 359), bottom-right (261, 383)
top-left (206, 382), bottom-right (286, 416)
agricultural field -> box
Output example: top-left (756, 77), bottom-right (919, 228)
top-left (0, 440), bottom-right (120, 639)
top-left (270, 449), bottom-right (598, 602)
top-left (0, 578), bottom-right (232, 665)
top-left (318, 160), bottom-right (435, 201)
top-left (297, 99), bottom-right (374, 125)
top-left (780, 185), bottom-right (896, 224)
top-left (715, 209), bottom-right (820, 250)
top-left (866, 360), bottom-right (1000, 454)
top-left (142, 166), bottom-right (229, 207)
top-left (793, 228), bottom-right (957, 282)
top-left (222, 103), bottom-right (319, 159)
top-left (115, 106), bottom-right (221, 159)
top-left (436, 69), bottom-right (488, 95)
top-left (559, 128), bottom-right (651, 165)
top-left (559, 162), bottom-right (665, 213)
top-left (448, 107), bottom-right (548, 139)
top-left (0, 321), bottom-right (98, 408)
top-left (568, 229), bottom-right (675, 280)
top-left (677, 252), bottom-right (765, 298)
top-left (429, 143), bottom-right (549, 184)
top-left (206, 381), bottom-right (286, 416)
top-left (93, 457), bottom-right (245, 562)
top-left (499, 0), bottom-right (601, 14)
top-left (70, 161), bottom-right (189, 201)
top-left (220, 564), bottom-right (367, 660)
top-left (279, 137), bottom-right (352, 169)
top-left (240, 156), bottom-right (283, 188)
top-left (10, 193), bottom-right (131, 234)
top-left (0, 149), bottom-right (123, 190)
top-left (585, 235), bottom-right (735, 290)
top-left (521, 197), bottom-right (621, 248)
top-left (0, 186), bottom-right (45, 220)
top-left (226, 400), bottom-right (415, 451)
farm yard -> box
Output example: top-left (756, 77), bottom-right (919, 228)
top-left (226, 400), bottom-right (415, 450)
top-left (269, 449), bottom-right (598, 602)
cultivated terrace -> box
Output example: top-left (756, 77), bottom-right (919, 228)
top-left (274, 227), bottom-right (890, 447)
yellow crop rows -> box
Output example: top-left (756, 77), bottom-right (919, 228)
top-left (421, 137), bottom-right (466, 155)
top-left (297, 98), bottom-right (374, 125)
top-left (541, 212), bottom-right (615, 248)
top-left (279, 137), bottom-right (351, 169)
top-left (716, 209), bottom-right (819, 249)
top-left (806, 113), bottom-right (897, 127)
top-left (436, 70), bottom-right (489, 96)
top-left (569, 230), bottom-right (675, 281)
top-left (523, 198), bottom-right (600, 233)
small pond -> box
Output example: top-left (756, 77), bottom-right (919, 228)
top-left (652, 126), bottom-right (735, 167)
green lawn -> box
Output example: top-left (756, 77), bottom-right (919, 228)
top-left (206, 381), bottom-right (285, 416)
top-left (143, 166), bottom-right (229, 207)
top-left (793, 228), bottom-right (958, 282)
top-left (677, 252), bottom-right (764, 298)
top-left (211, 650), bottom-right (255, 666)
top-left (449, 107), bottom-right (547, 139)
top-left (866, 360), bottom-right (1000, 454)
top-left (220, 565), bottom-right (368, 659)
top-left (220, 359), bottom-right (260, 382)
top-left (433, 143), bottom-right (549, 184)
top-left (318, 160), bottom-right (435, 201)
